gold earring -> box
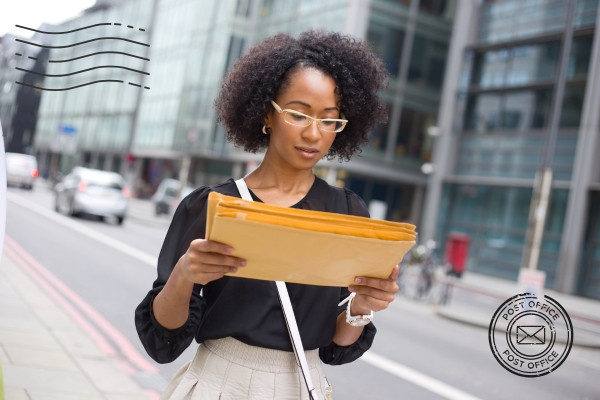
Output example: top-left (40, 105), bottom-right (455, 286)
top-left (262, 125), bottom-right (269, 135)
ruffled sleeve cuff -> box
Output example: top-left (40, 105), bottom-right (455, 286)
top-left (134, 287), bottom-right (205, 364)
top-left (318, 322), bottom-right (377, 365)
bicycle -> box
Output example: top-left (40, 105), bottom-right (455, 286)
top-left (397, 240), bottom-right (438, 301)
top-left (397, 240), bottom-right (459, 304)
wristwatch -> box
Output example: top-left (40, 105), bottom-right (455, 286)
top-left (342, 293), bottom-right (373, 327)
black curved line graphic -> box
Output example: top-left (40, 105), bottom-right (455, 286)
top-left (128, 82), bottom-right (150, 90)
top-left (16, 37), bottom-right (150, 49)
top-left (48, 51), bottom-right (150, 63)
top-left (15, 79), bottom-right (124, 91)
top-left (16, 65), bottom-right (150, 77)
top-left (15, 23), bottom-right (112, 34)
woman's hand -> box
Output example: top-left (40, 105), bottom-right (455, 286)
top-left (348, 265), bottom-right (400, 315)
top-left (177, 239), bottom-right (247, 285)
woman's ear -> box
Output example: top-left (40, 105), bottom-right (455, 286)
top-left (263, 112), bottom-right (272, 127)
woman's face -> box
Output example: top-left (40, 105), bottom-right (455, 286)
top-left (263, 67), bottom-right (340, 171)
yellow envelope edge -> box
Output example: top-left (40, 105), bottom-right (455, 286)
top-left (208, 191), bottom-right (417, 235)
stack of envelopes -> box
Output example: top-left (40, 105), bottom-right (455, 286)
top-left (206, 191), bottom-right (417, 287)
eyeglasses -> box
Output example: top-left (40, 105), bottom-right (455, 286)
top-left (270, 100), bottom-right (347, 133)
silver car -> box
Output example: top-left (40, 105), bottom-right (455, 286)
top-left (151, 178), bottom-right (194, 216)
top-left (54, 167), bottom-right (130, 224)
top-left (5, 152), bottom-right (38, 190)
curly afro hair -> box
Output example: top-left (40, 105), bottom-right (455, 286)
top-left (214, 30), bottom-right (389, 161)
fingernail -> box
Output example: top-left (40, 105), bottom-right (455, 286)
top-left (355, 277), bottom-right (363, 284)
top-left (238, 260), bottom-right (246, 267)
top-left (225, 247), bottom-right (233, 254)
top-left (348, 286), bottom-right (356, 292)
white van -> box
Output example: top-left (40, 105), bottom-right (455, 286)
top-left (5, 152), bottom-right (38, 190)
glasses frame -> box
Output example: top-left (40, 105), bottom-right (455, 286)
top-left (270, 100), bottom-right (347, 133)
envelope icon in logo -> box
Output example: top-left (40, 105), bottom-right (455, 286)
top-left (517, 326), bottom-right (545, 345)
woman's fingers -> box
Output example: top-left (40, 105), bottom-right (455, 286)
top-left (188, 239), bottom-right (246, 266)
top-left (349, 265), bottom-right (400, 312)
top-left (181, 239), bottom-right (246, 284)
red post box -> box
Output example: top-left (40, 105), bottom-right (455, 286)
top-left (444, 232), bottom-right (470, 277)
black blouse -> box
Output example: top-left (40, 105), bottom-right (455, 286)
top-left (135, 177), bottom-right (377, 365)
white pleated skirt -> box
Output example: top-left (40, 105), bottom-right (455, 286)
top-left (160, 337), bottom-right (333, 400)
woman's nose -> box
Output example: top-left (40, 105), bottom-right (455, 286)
top-left (302, 120), bottom-right (321, 141)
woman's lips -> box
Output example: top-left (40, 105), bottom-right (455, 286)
top-left (296, 146), bottom-right (319, 158)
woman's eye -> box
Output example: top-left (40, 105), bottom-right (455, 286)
top-left (288, 112), bottom-right (308, 121)
top-left (321, 120), bottom-right (336, 127)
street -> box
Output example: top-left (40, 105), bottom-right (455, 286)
top-left (5, 183), bottom-right (600, 399)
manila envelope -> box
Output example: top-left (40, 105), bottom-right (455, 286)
top-left (206, 192), bottom-right (416, 287)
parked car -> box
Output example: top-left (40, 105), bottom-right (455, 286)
top-left (5, 152), bottom-right (38, 190)
top-left (54, 167), bottom-right (130, 225)
top-left (152, 178), bottom-right (193, 216)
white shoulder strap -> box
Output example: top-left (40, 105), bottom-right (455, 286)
top-left (234, 178), bottom-right (319, 400)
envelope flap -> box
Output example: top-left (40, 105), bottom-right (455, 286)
top-left (217, 210), bottom-right (415, 240)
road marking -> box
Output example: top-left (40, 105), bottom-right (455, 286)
top-left (7, 191), bottom-right (156, 267)
top-left (4, 240), bottom-right (117, 357)
top-left (5, 235), bottom-right (159, 374)
top-left (361, 352), bottom-right (483, 400)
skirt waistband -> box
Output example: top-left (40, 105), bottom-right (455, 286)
top-left (202, 337), bottom-right (321, 373)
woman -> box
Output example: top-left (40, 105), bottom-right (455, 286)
top-left (135, 30), bottom-right (397, 399)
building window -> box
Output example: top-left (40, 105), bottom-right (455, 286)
top-left (465, 89), bottom-right (553, 132)
top-left (569, 35), bottom-right (594, 77)
top-left (419, 0), bottom-right (455, 19)
top-left (366, 102), bottom-right (391, 154)
top-left (396, 107), bottom-right (435, 161)
top-left (478, 0), bottom-right (567, 44)
top-left (408, 34), bottom-right (448, 89)
top-left (472, 42), bottom-right (559, 89)
top-left (465, 93), bottom-right (501, 132)
top-left (560, 82), bottom-right (586, 128)
top-left (580, 191), bottom-right (600, 299)
top-left (367, 25), bottom-right (405, 77)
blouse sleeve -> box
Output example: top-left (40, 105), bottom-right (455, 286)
top-left (134, 189), bottom-right (209, 364)
top-left (319, 187), bottom-right (377, 365)
top-left (319, 288), bottom-right (377, 365)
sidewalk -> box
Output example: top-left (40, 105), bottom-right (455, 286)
top-left (435, 272), bottom-right (600, 348)
top-left (0, 251), bottom-right (152, 399)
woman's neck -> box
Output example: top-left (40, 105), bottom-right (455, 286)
top-left (243, 166), bottom-right (316, 207)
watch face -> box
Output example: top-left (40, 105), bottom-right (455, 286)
top-left (348, 316), bottom-right (371, 327)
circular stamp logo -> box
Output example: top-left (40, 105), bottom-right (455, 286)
top-left (488, 293), bottom-right (573, 377)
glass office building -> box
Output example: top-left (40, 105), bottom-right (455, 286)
top-left (32, 0), bottom-right (456, 220)
top-left (33, 0), bottom-right (154, 179)
top-left (425, 0), bottom-right (600, 298)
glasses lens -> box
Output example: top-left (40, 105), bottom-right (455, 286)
top-left (319, 120), bottom-right (345, 132)
top-left (284, 111), bottom-right (312, 127)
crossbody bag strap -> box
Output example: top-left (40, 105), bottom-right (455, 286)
top-left (234, 178), bottom-right (319, 400)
